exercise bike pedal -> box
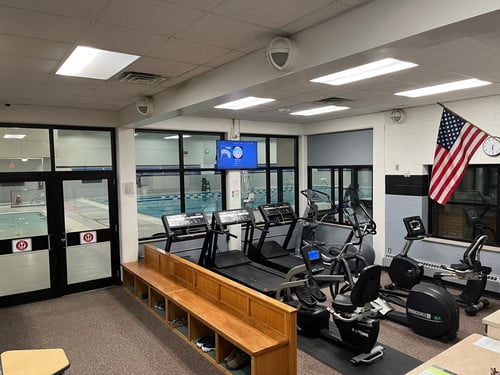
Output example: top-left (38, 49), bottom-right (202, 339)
top-left (294, 286), bottom-right (316, 308)
top-left (350, 345), bottom-right (384, 365)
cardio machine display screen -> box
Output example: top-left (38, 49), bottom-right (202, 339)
top-left (308, 250), bottom-right (320, 260)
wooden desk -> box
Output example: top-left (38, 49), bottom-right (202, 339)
top-left (406, 333), bottom-right (500, 374)
top-left (1, 348), bottom-right (70, 375)
top-left (484, 309), bottom-right (500, 340)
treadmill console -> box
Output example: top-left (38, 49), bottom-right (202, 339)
top-left (215, 208), bottom-right (254, 226)
top-left (162, 212), bottom-right (209, 237)
top-left (259, 202), bottom-right (296, 224)
top-left (403, 216), bottom-right (426, 238)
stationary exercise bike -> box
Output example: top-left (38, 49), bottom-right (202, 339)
top-left (370, 216), bottom-right (460, 342)
top-left (388, 216), bottom-right (491, 316)
top-left (433, 233), bottom-right (491, 316)
top-left (276, 243), bottom-right (384, 365)
top-left (384, 216), bottom-right (425, 290)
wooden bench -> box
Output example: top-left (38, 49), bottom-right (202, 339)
top-left (121, 244), bottom-right (297, 375)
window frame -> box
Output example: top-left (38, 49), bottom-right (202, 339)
top-left (135, 129), bottom-right (225, 240)
top-left (240, 134), bottom-right (299, 211)
top-left (429, 164), bottom-right (499, 246)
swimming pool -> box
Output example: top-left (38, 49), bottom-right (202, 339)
top-left (0, 211), bottom-right (47, 240)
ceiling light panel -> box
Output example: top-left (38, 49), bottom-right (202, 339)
top-left (56, 46), bottom-right (140, 80)
top-left (311, 58), bottom-right (418, 86)
top-left (3, 134), bottom-right (26, 139)
top-left (290, 105), bottom-right (350, 116)
top-left (394, 78), bottom-right (492, 97)
top-left (214, 96), bottom-right (275, 110)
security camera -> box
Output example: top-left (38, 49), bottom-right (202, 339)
top-left (266, 37), bottom-right (297, 71)
top-left (389, 109), bottom-right (405, 123)
top-left (136, 97), bottom-right (154, 117)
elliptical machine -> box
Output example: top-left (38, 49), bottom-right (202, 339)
top-left (297, 187), bottom-right (375, 270)
top-left (276, 242), bottom-right (384, 365)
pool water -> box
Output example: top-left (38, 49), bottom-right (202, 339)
top-left (0, 211), bottom-right (47, 240)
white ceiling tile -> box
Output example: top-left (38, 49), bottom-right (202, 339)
top-left (211, 0), bottom-right (331, 29)
top-left (0, 55), bottom-right (58, 74)
top-left (150, 38), bottom-right (230, 65)
top-left (97, 0), bottom-right (204, 37)
top-left (174, 13), bottom-right (271, 49)
top-left (0, 0), bottom-right (107, 19)
top-left (180, 65), bottom-right (214, 79)
top-left (0, 34), bottom-right (71, 60)
top-left (0, 6), bottom-right (90, 41)
top-left (168, 0), bottom-right (224, 11)
top-left (280, 2), bottom-right (350, 34)
top-left (205, 49), bottom-right (247, 67)
top-left (235, 36), bottom-right (272, 53)
top-left (78, 23), bottom-right (166, 56)
top-left (126, 56), bottom-right (198, 78)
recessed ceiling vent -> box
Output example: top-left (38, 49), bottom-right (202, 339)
top-left (318, 96), bottom-right (352, 104)
top-left (117, 71), bottom-right (167, 85)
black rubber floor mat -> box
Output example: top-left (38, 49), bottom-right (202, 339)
top-left (297, 328), bottom-right (421, 374)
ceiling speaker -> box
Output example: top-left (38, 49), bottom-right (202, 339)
top-left (137, 96), bottom-right (154, 117)
top-left (266, 37), bottom-right (297, 71)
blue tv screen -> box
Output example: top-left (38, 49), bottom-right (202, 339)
top-left (216, 140), bottom-right (258, 170)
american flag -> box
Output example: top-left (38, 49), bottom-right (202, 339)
top-left (429, 108), bottom-right (488, 205)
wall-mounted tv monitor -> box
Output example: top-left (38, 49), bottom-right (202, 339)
top-left (216, 140), bottom-right (258, 170)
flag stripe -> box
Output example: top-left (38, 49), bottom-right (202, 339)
top-left (429, 109), bottom-right (488, 205)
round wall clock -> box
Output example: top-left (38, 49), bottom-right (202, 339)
top-left (482, 136), bottom-right (500, 156)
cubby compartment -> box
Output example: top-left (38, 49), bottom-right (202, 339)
top-left (190, 317), bottom-right (216, 360)
top-left (217, 335), bottom-right (251, 375)
top-left (122, 269), bottom-right (135, 295)
top-left (150, 288), bottom-right (166, 320)
top-left (167, 302), bottom-right (188, 337)
top-left (135, 278), bottom-right (149, 306)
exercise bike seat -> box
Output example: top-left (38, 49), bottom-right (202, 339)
top-left (332, 264), bottom-right (382, 313)
top-left (449, 234), bottom-right (488, 272)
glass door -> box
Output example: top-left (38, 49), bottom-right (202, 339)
top-left (0, 179), bottom-right (51, 303)
top-left (51, 175), bottom-right (119, 295)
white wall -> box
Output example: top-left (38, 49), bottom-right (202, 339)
top-left (385, 97), bottom-right (500, 175)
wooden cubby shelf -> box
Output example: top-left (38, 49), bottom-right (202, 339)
top-left (121, 244), bottom-right (297, 375)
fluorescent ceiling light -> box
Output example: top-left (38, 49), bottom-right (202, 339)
top-left (163, 135), bottom-right (191, 140)
top-left (394, 78), bottom-right (492, 98)
top-left (290, 105), bottom-right (350, 116)
top-left (214, 96), bottom-right (275, 110)
top-left (56, 46), bottom-right (140, 80)
top-left (3, 134), bottom-right (26, 139)
top-left (311, 58), bottom-right (418, 86)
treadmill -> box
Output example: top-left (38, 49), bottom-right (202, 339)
top-left (248, 202), bottom-right (304, 273)
top-left (199, 207), bottom-right (286, 296)
top-left (161, 211), bottom-right (210, 263)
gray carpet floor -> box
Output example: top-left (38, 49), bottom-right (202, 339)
top-left (0, 281), bottom-right (497, 374)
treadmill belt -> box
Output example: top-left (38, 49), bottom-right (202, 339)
top-left (298, 322), bottom-right (421, 374)
top-left (216, 263), bottom-right (284, 296)
top-left (268, 255), bottom-right (304, 270)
